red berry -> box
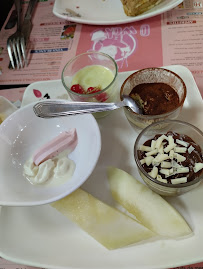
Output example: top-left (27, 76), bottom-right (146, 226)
top-left (87, 87), bottom-right (100, 94)
top-left (96, 92), bottom-right (108, 102)
top-left (70, 84), bottom-right (85, 94)
top-left (87, 86), bottom-right (108, 102)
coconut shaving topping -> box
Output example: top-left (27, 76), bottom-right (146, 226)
top-left (138, 132), bottom-right (203, 184)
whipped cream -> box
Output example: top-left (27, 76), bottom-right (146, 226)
top-left (24, 156), bottom-right (75, 186)
top-left (23, 128), bottom-right (78, 186)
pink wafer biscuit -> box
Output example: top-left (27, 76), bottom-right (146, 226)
top-left (33, 128), bottom-right (78, 166)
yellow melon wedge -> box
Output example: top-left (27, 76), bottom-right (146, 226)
top-left (51, 188), bottom-right (155, 250)
top-left (107, 167), bottom-right (192, 238)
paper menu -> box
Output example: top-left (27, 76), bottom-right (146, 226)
top-left (0, 0), bottom-right (82, 85)
top-left (0, 0), bottom-right (203, 98)
top-left (75, 16), bottom-right (163, 72)
top-left (161, 0), bottom-right (203, 95)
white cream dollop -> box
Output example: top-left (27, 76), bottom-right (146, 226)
top-left (34, 159), bottom-right (55, 184)
top-left (23, 156), bottom-right (75, 186)
top-left (54, 156), bottom-right (75, 178)
top-left (23, 129), bottom-right (78, 186)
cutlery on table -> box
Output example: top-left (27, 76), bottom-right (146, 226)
top-left (20, 0), bottom-right (38, 66)
top-left (33, 96), bottom-right (143, 118)
top-left (7, 0), bottom-right (38, 69)
top-left (7, 0), bottom-right (23, 69)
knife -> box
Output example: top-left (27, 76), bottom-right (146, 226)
top-left (21, 0), bottom-right (38, 65)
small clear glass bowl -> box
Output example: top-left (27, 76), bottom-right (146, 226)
top-left (120, 67), bottom-right (187, 131)
top-left (61, 51), bottom-right (118, 119)
top-left (134, 120), bottom-right (203, 196)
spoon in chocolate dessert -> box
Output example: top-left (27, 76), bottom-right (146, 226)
top-left (33, 95), bottom-right (143, 118)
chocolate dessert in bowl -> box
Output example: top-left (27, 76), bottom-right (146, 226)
top-left (134, 119), bottom-right (203, 196)
top-left (120, 67), bottom-right (187, 130)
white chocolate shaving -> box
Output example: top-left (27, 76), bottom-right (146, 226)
top-left (176, 139), bottom-right (189, 148)
top-left (188, 145), bottom-right (195, 154)
top-left (154, 154), bottom-right (169, 163)
top-left (146, 149), bottom-right (158, 157)
top-left (158, 144), bottom-right (164, 154)
top-left (176, 167), bottom-right (189, 174)
top-left (169, 168), bottom-right (174, 175)
top-left (156, 174), bottom-right (162, 180)
top-left (161, 161), bottom-right (172, 168)
top-left (145, 156), bottom-right (154, 166)
top-left (169, 150), bottom-right (174, 160)
top-left (172, 160), bottom-right (182, 168)
top-left (149, 166), bottom-right (158, 178)
top-left (194, 163), bottom-right (203, 173)
top-left (151, 140), bottom-right (156, 150)
top-left (156, 174), bottom-right (167, 183)
top-left (139, 145), bottom-right (152, 152)
top-left (140, 159), bottom-right (145, 165)
top-left (155, 135), bottom-right (167, 149)
top-left (171, 177), bottom-right (187, 184)
top-left (168, 136), bottom-right (174, 145)
top-left (164, 143), bottom-right (176, 153)
top-left (174, 147), bottom-right (187, 153)
top-left (160, 168), bottom-right (171, 176)
top-left (152, 159), bottom-right (160, 166)
top-left (174, 153), bottom-right (186, 162)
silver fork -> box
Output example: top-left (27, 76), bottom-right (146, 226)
top-left (7, 0), bottom-right (24, 69)
top-left (20, 0), bottom-right (38, 66)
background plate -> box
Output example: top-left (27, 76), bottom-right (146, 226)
top-left (53, 0), bottom-right (183, 25)
top-left (0, 66), bottom-right (203, 269)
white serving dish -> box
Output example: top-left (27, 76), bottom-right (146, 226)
top-left (0, 65), bottom-right (203, 269)
top-left (53, 0), bottom-right (183, 25)
top-left (0, 103), bottom-right (101, 206)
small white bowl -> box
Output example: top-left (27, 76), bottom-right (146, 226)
top-left (0, 101), bottom-right (101, 206)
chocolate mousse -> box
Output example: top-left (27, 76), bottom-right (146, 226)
top-left (137, 131), bottom-right (203, 184)
top-left (129, 83), bottom-right (179, 115)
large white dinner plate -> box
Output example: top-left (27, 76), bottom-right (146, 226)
top-left (0, 66), bottom-right (203, 269)
top-left (53, 0), bottom-right (183, 25)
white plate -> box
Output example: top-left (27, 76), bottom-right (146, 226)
top-left (0, 65), bottom-right (203, 269)
top-left (0, 103), bottom-right (101, 206)
top-left (53, 0), bottom-right (183, 25)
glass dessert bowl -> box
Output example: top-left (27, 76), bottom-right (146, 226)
top-left (134, 120), bottom-right (203, 196)
top-left (61, 51), bottom-right (118, 118)
top-left (120, 67), bottom-right (187, 130)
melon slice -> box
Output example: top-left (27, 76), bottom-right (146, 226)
top-left (107, 167), bottom-right (192, 238)
top-left (51, 188), bottom-right (155, 250)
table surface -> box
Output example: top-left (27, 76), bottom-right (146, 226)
top-left (0, 0), bottom-right (203, 269)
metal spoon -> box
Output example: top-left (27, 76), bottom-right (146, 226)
top-left (33, 95), bottom-right (143, 118)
